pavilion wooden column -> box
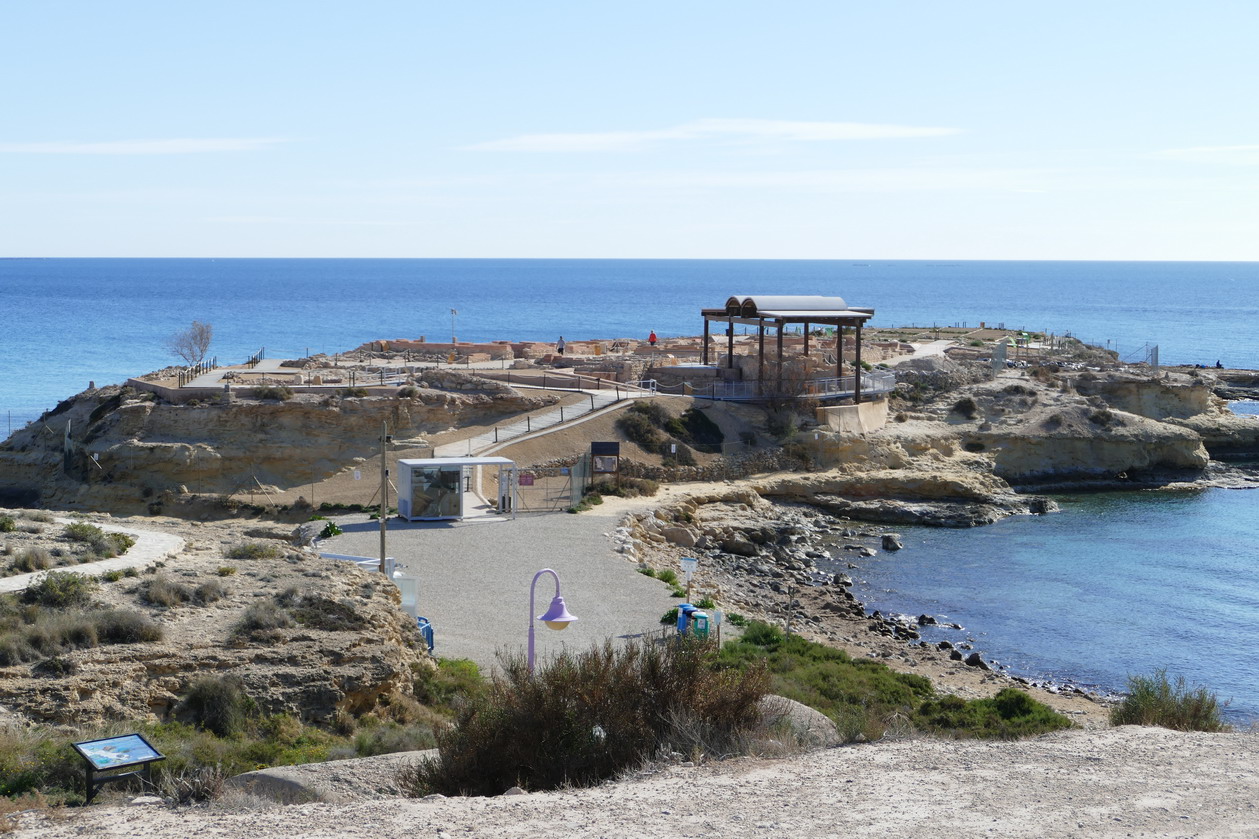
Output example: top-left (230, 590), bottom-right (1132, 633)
top-left (702, 319), bottom-right (710, 365)
top-left (727, 317), bottom-right (735, 369)
top-left (757, 322), bottom-right (766, 394)
top-left (835, 325), bottom-right (844, 379)
top-left (854, 322), bottom-right (864, 404)
top-left (803, 321), bottom-right (810, 356)
top-left (775, 319), bottom-right (784, 394)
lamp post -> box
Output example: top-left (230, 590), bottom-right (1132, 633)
top-left (450, 308), bottom-right (458, 344)
top-left (527, 568), bottom-right (578, 674)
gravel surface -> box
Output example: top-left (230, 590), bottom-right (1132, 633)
top-left (13, 727), bottom-right (1258, 838)
top-left (321, 506), bottom-right (677, 670)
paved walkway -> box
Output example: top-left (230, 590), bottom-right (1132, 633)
top-left (321, 509), bottom-right (678, 672)
top-left (433, 383), bottom-right (640, 457)
top-left (0, 520), bottom-right (185, 593)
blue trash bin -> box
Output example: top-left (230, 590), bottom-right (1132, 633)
top-left (416, 616), bottom-right (434, 652)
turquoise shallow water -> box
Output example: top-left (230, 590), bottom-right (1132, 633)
top-left (833, 487), bottom-right (1259, 723)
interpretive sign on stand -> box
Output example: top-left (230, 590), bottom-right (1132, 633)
top-left (680, 557), bottom-right (698, 600)
top-left (73, 733), bottom-right (164, 804)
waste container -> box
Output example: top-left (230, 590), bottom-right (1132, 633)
top-left (675, 604), bottom-right (710, 639)
top-left (416, 616), bottom-right (434, 652)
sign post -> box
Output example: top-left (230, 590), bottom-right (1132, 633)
top-left (680, 557), bottom-right (698, 602)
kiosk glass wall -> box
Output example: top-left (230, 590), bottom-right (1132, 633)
top-left (411, 465), bottom-right (462, 519)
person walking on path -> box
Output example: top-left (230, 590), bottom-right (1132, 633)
top-left (556, 336), bottom-right (566, 356)
top-left (648, 330), bottom-right (657, 348)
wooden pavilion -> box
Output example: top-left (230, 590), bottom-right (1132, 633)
top-left (700, 295), bottom-right (876, 401)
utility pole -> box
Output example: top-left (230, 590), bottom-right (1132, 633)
top-left (379, 421), bottom-right (389, 574)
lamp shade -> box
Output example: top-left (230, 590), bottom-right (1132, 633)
top-left (537, 595), bottom-right (578, 631)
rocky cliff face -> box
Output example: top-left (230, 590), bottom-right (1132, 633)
top-left (0, 378), bottom-right (555, 511)
top-left (0, 521), bottom-right (430, 728)
top-left (868, 367), bottom-right (1213, 485)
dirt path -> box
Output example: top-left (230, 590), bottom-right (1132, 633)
top-left (13, 727), bottom-right (1257, 838)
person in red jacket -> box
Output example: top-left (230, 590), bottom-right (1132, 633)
top-left (648, 330), bottom-right (657, 347)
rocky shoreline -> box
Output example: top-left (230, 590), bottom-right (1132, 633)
top-left (606, 482), bottom-right (1110, 726)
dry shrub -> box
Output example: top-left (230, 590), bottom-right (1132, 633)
top-left (10, 548), bottom-right (52, 574)
top-left (142, 574), bottom-right (192, 608)
top-left (232, 601), bottom-right (293, 641)
top-left (399, 637), bottom-right (767, 797)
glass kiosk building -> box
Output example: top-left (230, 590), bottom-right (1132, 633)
top-left (397, 457), bottom-right (519, 521)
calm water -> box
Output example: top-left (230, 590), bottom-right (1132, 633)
top-left (2, 258), bottom-right (1258, 717)
top-left (3, 258), bottom-right (1258, 425)
top-left (835, 488), bottom-right (1259, 723)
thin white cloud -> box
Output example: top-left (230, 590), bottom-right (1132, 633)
top-left (1150, 145), bottom-right (1259, 165)
top-left (465, 118), bottom-right (962, 152)
top-left (0, 138), bottom-right (288, 154)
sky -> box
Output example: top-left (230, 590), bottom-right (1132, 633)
top-left (2, 1), bottom-right (1257, 260)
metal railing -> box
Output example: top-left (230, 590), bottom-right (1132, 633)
top-left (176, 357), bottom-right (219, 387)
top-left (691, 371), bottom-right (897, 402)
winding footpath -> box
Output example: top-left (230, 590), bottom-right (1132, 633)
top-left (0, 520), bottom-right (184, 594)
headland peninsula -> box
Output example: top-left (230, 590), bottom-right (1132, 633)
top-left (2, 325), bottom-right (1258, 836)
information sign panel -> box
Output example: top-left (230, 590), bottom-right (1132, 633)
top-left (73, 734), bottom-right (163, 771)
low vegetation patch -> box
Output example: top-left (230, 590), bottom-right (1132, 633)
top-left (21, 571), bottom-right (98, 608)
top-left (0, 659), bottom-right (483, 806)
top-left (254, 385), bottom-right (293, 401)
top-left (225, 542), bottom-right (283, 560)
top-left (1109, 669), bottom-right (1229, 732)
top-left (231, 600), bottom-right (294, 641)
top-left (400, 638), bottom-right (768, 797)
top-left (60, 523), bottom-right (134, 558)
top-left (615, 402), bottom-right (719, 465)
top-left (0, 589), bottom-right (161, 666)
top-left (588, 476), bottom-right (660, 498)
top-left (719, 621), bottom-right (1071, 742)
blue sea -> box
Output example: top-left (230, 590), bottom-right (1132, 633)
top-left (2, 258), bottom-right (1258, 720)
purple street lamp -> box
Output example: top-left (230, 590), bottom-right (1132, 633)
top-left (527, 568), bottom-right (578, 674)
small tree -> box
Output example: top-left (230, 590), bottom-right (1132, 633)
top-left (166, 320), bottom-right (213, 366)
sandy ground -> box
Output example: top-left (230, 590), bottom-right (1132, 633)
top-left (12, 727), bottom-right (1258, 838)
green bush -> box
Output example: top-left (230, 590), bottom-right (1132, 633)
top-left (319, 521), bottom-right (344, 539)
top-left (617, 411), bottom-right (666, 453)
top-left (21, 571), bottom-right (98, 608)
top-left (0, 517), bottom-right (14, 533)
top-left (225, 542), bottom-right (283, 560)
top-left (178, 676), bottom-right (251, 737)
top-left (61, 522), bottom-right (104, 544)
top-left (400, 638), bottom-right (768, 797)
top-left (397, 385), bottom-right (420, 399)
top-left (656, 569), bottom-right (679, 586)
top-left (413, 659), bottom-right (486, 715)
top-left (1109, 670), bottom-right (1229, 732)
top-left (914, 689), bottom-right (1072, 739)
top-left (589, 477), bottom-right (660, 498)
top-left (216, 566), bottom-right (238, 576)
top-left (720, 621), bottom-right (1070, 742)
top-left (354, 722), bottom-right (437, 756)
